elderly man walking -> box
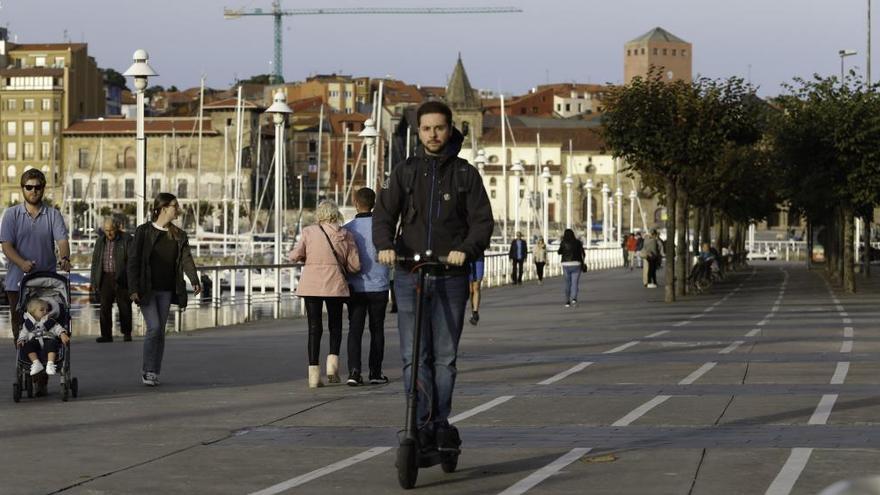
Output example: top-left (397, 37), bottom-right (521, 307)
top-left (90, 217), bottom-right (134, 342)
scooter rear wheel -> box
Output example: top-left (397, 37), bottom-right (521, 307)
top-left (441, 453), bottom-right (458, 473)
top-left (396, 439), bottom-right (419, 489)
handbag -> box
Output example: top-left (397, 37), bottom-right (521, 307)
top-left (318, 225), bottom-right (349, 277)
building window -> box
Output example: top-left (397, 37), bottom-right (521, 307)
top-left (41, 142), bottom-right (50, 159)
top-left (177, 179), bottom-right (188, 198)
top-left (556, 104), bottom-right (561, 111)
top-left (72, 179), bottom-right (83, 198)
top-left (54, 99), bottom-right (60, 111)
top-left (346, 144), bottom-right (354, 157)
top-left (548, 189), bottom-right (553, 198)
top-left (532, 106), bottom-right (538, 113)
top-left (78, 148), bottom-right (90, 169)
top-left (490, 190), bottom-right (496, 199)
top-left (662, 48), bottom-right (667, 55)
top-left (23, 121), bottom-right (34, 136)
top-left (124, 178), bottom-right (135, 198)
top-left (6, 98), bottom-right (16, 110)
top-left (6, 122), bottom-right (16, 136)
top-left (565, 103), bottom-right (571, 112)
top-left (627, 49), bottom-right (631, 56)
top-left (100, 179), bottom-right (109, 199)
top-left (23, 142), bottom-right (34, 159)
top-left (24, 99), bottom-right (34, 111)
top-left (151, 178), bottom-right (161, 197)
top-left (672, 49), bottom-right (677, 56)
top-left (682, 49), bottom-right (687, 56)
top-left (41, 121), bottom-right (50, 135)
top-left (6, 165), bottom-right (16, 180)
top-left (653, 48), bottom-right (658, 55)
top-left (6, 142), bottom-right (16, 160)
top-left (346, 163), bottom-right (353, 179)
top-left (489, 177), bottom-right (497, 186)
top-left (54, 121), bottom-right (60, 134)
top-left (308, 140), bottom-right (317, 153)
top-left (641, 48), bottom-right (645, 54)
top-left (41, 98), bottom-right (51, 111)
top-left (54, 57), bottom-right (65, 68)
top-left (34, 56), bottom-right (46, 67)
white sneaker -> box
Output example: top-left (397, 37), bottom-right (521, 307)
top-left (29, 361), bottom-right (44, 376)
top-left (647, 283), bottom-right (658, 288)
top-left (45, 361), bottom-right (57, 375)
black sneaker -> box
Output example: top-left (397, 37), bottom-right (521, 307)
top-left (347, 371), bottom-right (363, 386)
top-left (436, 425), bottom-right (461, 453)
top-left (123, 334), bottom-right (133, 342)
top-left (469, 311), bottom-right (479, 326)
top-left (369, 372), bottom-right (389, 384)
top-left (95, 337), bottom-right (113, 343)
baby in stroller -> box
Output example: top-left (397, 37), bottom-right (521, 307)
top-left (16, 297), bottom-right (70, 376)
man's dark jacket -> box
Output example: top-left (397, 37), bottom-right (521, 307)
top-left (373, 128), bottom-right (493, 264)
top-left (508, 239), bottom-right (527, 261)
top-left (126, 222), bottom-right (199, 308)
top-left (90, 230), bottom-right (133, 290)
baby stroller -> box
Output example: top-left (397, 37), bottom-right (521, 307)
top-left (12, 271), bottom-right (79, 402)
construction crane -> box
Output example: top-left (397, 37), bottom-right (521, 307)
top-left (224, 1), bottom-right (523, 84)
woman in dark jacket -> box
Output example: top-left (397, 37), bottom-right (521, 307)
top-left (556, 228), bottom-right (585, 307)
top-left (127, 193), bottom-right (200, 387)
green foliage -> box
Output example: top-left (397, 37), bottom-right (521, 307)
top-left (102, 68), bottom-right (128, 90)
top-left (239, 74), bottom-right (273, 85)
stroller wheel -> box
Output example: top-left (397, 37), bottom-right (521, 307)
top-left (13, 383), bottom-right (21, 403)
top-left (61, 382), bottom-right (69, 402)
top-left (25, 375), bottom-right (34, 398)
top-left (71, 378), bottom-right (79, 398)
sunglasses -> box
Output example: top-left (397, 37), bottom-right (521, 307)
top-left (23, 185), bottom-right (44, 191)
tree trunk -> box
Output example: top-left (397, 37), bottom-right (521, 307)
top-left (664, 177), bottom-right (676, 303)
top-left (806, 220), bottom-right (813, 270)
top-left (702, 206), bottom-right (712, 249)
top-left (675, 187), bottom-right (688, 297)
top-left (843, 204), bottom-right (856, 293)
top-left (694, 207), bottom-right (703, 254)
top-left (864, 212), bottom-right (872, 277)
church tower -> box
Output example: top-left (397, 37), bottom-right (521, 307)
top-left (445, 54), bottom-right (483, 145)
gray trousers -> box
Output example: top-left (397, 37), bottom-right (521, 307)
top-left (141, 291), bottom-right (173, 374)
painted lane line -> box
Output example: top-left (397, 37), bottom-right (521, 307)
top-left (497, 447), bottom-right (592, 495)
top-left (840, 341), bottom-right (853, 354)
top-left (538, 362), bottom-right (593, 385)
top-left (756, 320), bottom-right (768, 326)
top-left (604, 341), bottom-right (640, 354)
top-left (839, 312), bottom-right (848, 317)
top-left (645, 330), bottom-right (670, 339)
top-left (808, 394), bottom-right (838, 425)
top-left (678, 362), bottom-right (717, 385)
top-left (842, 318), bottom-right (852, 324)
top-left (449, 395), bottom-right (515, 424)
top-left (746, 328), bottom-right (762, 338)
top-left (843, 327), bottom-right (854, 338)
top-left (248, 447), bottom-right (393, 495)
top-left (612, 395), bottom-right (671, 427)
top-left (835, 305), bottom-right (844, 312)
top-left (771, 305), bottom-right (780, 313)
top-left (765, 448), bottom-right (814, 495)
top-left (830, 362), bottom-right (850, 384)
top-left (719, 341), bottom-right (745, 354)
top-left (674, 320), bottom-right (691, 327)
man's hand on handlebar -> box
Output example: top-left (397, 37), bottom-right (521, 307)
top-left (446, 251), bottom-right (466, 266)
top-left (378, 249), bottom-right (397, 266)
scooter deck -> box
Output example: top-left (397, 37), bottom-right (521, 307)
top-left (418, 449), bottom-right (459, 468)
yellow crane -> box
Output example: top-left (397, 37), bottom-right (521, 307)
top-left (224, 1), bottom-right (522, 84)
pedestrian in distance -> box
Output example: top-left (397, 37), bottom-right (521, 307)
top-left (533, 237), bottom-right (547, 285)
top-left (635, 232), bottom-right (645, 269)
top-left (621, 233), bottom-right (631, 269)
top-left (467, 255), bottom-right (484, 325)
top-left (128, 193), bottom-right (201, 387)
top-left (290, 199), bottom-right (361, 388)
top-left (508, 231), bottom-right (527, 285)
top-left (642, 229), bottom-right (663, 288)
top-left (90, 217), bottom-right (134, 343)
top-left (557, 228), bottom-right (586, 307)
top-left (343, 188), bottom-right (389, 387)
top-left (0, 169), bottom-right (70, 397)
top-left (626, 232), bottom-right (639, 271)
top-left (374, 100), bottom-right (493, 454)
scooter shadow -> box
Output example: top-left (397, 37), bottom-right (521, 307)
top-left (406, 451), bottom-right (566, 488)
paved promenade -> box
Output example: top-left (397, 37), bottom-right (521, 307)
top-left (2, 262), bottom-right (879, 494)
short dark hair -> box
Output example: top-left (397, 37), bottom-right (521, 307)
top-left (416, 100), bottom-right (452, 127)
top-left (20, 169), bottom-right (47, 187)
top-left (354, 187), bottom-right (376, 210)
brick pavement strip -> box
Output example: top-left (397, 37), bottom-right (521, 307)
top-left (0, 263), bottom-right (878, 495)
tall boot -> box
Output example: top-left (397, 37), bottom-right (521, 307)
top-left (326, 354), bottom-right (341, 384)
top-left (308, 365), bottom-right (324, 388)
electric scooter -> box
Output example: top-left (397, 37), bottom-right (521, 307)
top-left (395, 252), bottom-right (460, 489)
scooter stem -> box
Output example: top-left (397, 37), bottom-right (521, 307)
top-left (404, 266), bottom-right (428, 439)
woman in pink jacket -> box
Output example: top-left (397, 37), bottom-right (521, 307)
top-left (290, 200), bottom-right (361, 388)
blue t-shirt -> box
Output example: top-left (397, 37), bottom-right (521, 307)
top-left (0, 203), bottom-right (69, 291)
top-left (343, 213), bottom-right (390, 292)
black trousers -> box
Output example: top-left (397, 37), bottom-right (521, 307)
top-left (346, 291), bottom-right (389, 374)
top-left (303, 296), bottom-right (345, 366)
top-left (511, 259), bottom-right (525, 284)
top-left (534, 262), bottom-right (546, 281)
top-left (7, 291), bottom-right (22, 343)
top-left (648, 258), bottom-right (659, 284)
top-left (99, 273), bottom-right (133, 339)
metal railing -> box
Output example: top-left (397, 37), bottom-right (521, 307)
top-left (746, 240), bottom-right (807, 261)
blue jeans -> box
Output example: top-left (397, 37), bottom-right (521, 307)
top-left (394, 269), bottom-right (468, 429)
top-left (563, 265), bottom-right (581, 303)
top-left (141, 291), bottom-right (173, 374)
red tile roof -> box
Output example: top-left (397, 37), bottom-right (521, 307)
top-left (481, 127), bottom-right (606, 151)
top-left (63, 118), bottom-right (219, 136)
top-left (10, 43), bottom-right (86, 52)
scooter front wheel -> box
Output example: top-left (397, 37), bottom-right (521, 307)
top-left (396, 439), bottom-right (419, 489)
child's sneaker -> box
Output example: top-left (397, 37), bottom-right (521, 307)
top-left (29, 361), bottom-right (44, 376)
top-left (45, 361), bottom-right (57, 375)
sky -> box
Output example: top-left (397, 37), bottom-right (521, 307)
top-left (0, 0), bottom-right (874, 96)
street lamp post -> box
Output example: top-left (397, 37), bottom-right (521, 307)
top-left (359, 119), bottom-right (378, 191)
top-left (584, 179), bottom-right (593, 247)
top-left (511, 160), bottom-right (524, 237)
top-left (608, 195), bottom-right (615, 244)
top-left (264, 90), bottom-right (293, 267)
top-left (601, 183), bottom-right (610, 244)
top-left (839, 49), bottom-right (858, 80)
top-left (564, 174), bottom-right (573, 230)
top-left (629, 189), bottom-right (637, 232)
top-left (297, 174), bottom-right (304, 236)
top-left (541, 167), bottom-right (551, 243)
top-left (615, 186), bottom-right (623, 241)
top-left (123, 49), bottom-right (157, 226)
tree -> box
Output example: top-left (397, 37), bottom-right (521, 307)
top-left (239, 74), bottom-right (273, 85)
top-left (102, 68), bottom-right (128, 90)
